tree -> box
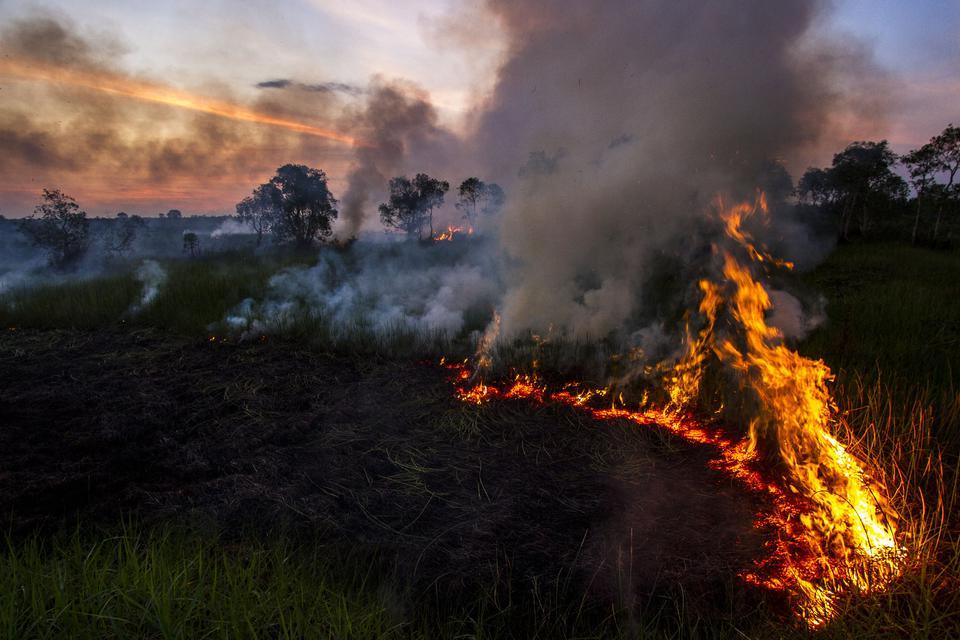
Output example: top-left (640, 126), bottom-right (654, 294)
top-left (456, 178), bottom-right (506, 230)
top-left (116, 211), bottom-right (129, 219)
top-left (830, 141), bottom-right (905, 238)
top-left (379, 176), bottom-right (422, 237)
top-left (235, 182), bottom-right (280, 246)
top-left (105, 215), bottom-right (145, 257)
top-left (379, 173), bottom-right (450, 240)
top-left (182, 231), bottom-right (200, 257)
top-left (166, 209), bottom-right (183, 220)
top-left (902, 142), bottom-right (940, 244)
top-left (412, 173), bottom-right (449, 239)
top-left (796, 168), bottom-right (839, 207)
top-left (18, 189), bottom-right (91, 268)
top-left (257, 164), bottom-right (338, 246)
top-left (932, 124), bottom-right (960, 240)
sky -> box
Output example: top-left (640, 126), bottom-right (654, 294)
top-left (0, 0), bottom-right (955, 217)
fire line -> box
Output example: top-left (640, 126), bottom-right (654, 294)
top-left (444, 193), bottom-right (905, 626)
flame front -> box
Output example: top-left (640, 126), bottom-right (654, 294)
top-left (446, 193), bottom-right (903, 625)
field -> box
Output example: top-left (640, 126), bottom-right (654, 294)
top-left (1, 241), bottom-right (959, 639)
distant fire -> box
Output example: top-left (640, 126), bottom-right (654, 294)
top-left (433, 225), bottom-right (473, 241)
top-left (444, 193), bottom-right (904, 625)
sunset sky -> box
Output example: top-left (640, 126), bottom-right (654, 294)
top-left (0, 0), bottom-right (956, 217)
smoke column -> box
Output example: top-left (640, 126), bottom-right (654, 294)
top-left (468, 0), bottom-right (882, 342)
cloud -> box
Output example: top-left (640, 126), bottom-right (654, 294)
top-left (255, 78), bottom-right (365, 97)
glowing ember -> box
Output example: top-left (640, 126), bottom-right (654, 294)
top-left (444, 193), bottom-right (904, 625)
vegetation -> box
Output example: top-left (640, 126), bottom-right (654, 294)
top-left (1, 234), bottom-right (958, 638)
top-left (17, 189), bottom-right (91, 269)
top-left (455, 177), bottom-right (505, 231)
top-left (379, 173), bottom-right (450, 240)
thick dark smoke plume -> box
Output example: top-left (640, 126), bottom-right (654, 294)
top-left (337, 79), bottom-right (460, 238)
top-left (466, 0), bottom-right (885, 341)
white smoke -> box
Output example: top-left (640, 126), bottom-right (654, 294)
top-left (224, 241), bottom-right (499, 340)
top-left (211, 218), bottom-right (256, 238)
top-left (127, 259), bottom-right (167, 315)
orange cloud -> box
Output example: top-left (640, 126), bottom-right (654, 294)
top-left (0, 58), bottom-right (366, 148)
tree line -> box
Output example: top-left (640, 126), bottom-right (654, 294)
top-left (236, 164), bottom-right (505, 246)
top-left (797, 123), bottom-right (960, 244)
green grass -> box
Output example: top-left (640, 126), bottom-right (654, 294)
top-left (0, 250), bottom-right (316, 334)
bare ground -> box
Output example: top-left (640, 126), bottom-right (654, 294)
top-left (0, 328), bottom-right (770, 618)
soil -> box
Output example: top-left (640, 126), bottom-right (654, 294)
top-left (0, 328), bottom-right (768, 616)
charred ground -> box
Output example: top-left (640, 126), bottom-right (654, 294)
top-left (0, 328), bottom-right (767, 623)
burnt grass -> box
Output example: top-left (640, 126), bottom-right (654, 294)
top-left (0, 328), bottom-right (771, 623)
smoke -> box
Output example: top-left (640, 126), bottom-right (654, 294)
top-left (224, 240), bottom-right (499, 340)
top-left (127, 259), bottom-right (168, 315)
top-left (337, 79), bottom-right (461, 238)
top-left (211, 218), bottom-right (256, 238)
top-left (462, 0), bottom-right (885, 344)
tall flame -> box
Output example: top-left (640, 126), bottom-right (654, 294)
top-left (447, 193), bottom-right (903, 624)
top-left (0, 58), bottom-right (365, 147)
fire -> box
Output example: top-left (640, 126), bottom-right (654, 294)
top-left (0, 58), bottom-right (364, 147)
top-left (445, 193), bottom-right (903, 625)
top-left (432, 225), bottom-right (473, 241)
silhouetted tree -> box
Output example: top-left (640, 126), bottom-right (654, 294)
top-left (756, 160), bottom-right (794, 204)
top-left (258, 164), bottom-right (338, 246)
top-left (235, 182), bottom-right (280, 246)
top-left (796, 168), bottom-right (839, 207)
top-left (105, 215), bottom-right (145, 257)
top-left (18, 189), bottom-right (91, 268)
top-left (182, 231), bottom-right (200, 257)
top-left (456, 178), bottom-right (506, 231)
top-left (412, 173), bottom-right (449, 239)
top-left (832, 141), bottom-right (905, 238)
top-left (166, 209), bottom-right (183, 220)
top-left (932, 124), bottom-right (960, 240)
top-left (902, 143), bottom-right (940, 244)
top-left (379, 176), bottom-right (422, 237)
top-left (116, 211), bottom-right (129, 219)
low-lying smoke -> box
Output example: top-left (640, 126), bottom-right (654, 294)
top-left (224, 240), bottom-right (500, 340)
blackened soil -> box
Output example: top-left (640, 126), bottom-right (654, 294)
top-left (0, 328), bottom-right (767, 616)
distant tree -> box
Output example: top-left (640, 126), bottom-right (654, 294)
top-left (379, 173), bottom-right (450, 240)
top-left (412, 173), bottom-right (449, 239)
top-left (166, 209), bottom-right (183, 220)
top-left (105, 215), bottom-right (145, 257)
top-left (456, 178), bottom-right (506, 230)
top-left (182, 231), bottom-right (200, 257)
top-left (456, 177), bottom-right (484, 223)
top-left (255, 164), bottom-right (338, 246)
top-left (801, 141), bottom-right (905, 240)
top-left (756, 160), bottom-right (794, 204)
top-left (932, 124), bottom-right (960, 240)
top-left (116, 211), bottom-right (129, 220)
top-left (902, 143), bottom-right (940, 244)
top-left (236, 182), bottom-right (281, 246)
top-left (796, 167), bottom-right (839, 207)
top-left (18, 189), bottom-right (91, 268)
top-left (379, 176), bottom-right (422, 237)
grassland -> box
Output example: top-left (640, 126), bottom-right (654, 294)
top-left (1, 241), bottom-right (959, 638)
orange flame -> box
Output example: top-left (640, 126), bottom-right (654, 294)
top-left (432, 225), bottom-right (473, 241)
top-left (0, 58), bottom-right (365, 147)
top-left (446, 192), bottom-right (903, 625)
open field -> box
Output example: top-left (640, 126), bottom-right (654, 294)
top-left (1, 241), bottom-right (959, 638)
